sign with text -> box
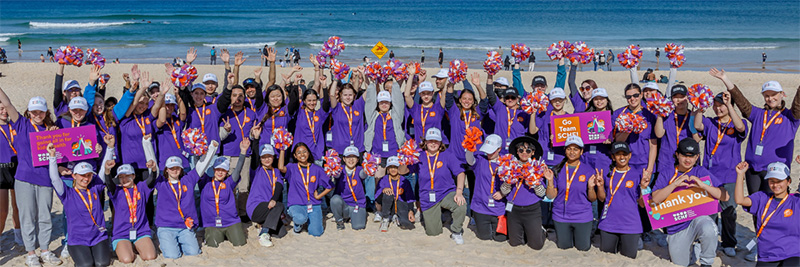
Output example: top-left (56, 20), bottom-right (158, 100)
top-left (29, 126), bottom-right (98, 167)
top-left (643, 176), bottom-right (721, 229)
top-left (550, 111), bottom-right (611, 146)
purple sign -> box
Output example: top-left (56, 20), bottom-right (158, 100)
top-left (29, 125), bottom-right (99, 167)
top-left (550, 111), bottom-right (612, 146)
top-left (643, 176), bottom-right (721, 229)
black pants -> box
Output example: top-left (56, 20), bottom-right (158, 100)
top-left (377, 194), bottom-right (414, 229)
top-left (69, 239), bottom-right (111, 267)
top-left (554, 221), bottom-right (592, 251)
top-left (756, 257), bottom-right (800, 267)
top-left (251, 201), bottom-right (285, 236)
top-left (471, 211), bottom-right (507, 242)
top-left (600, 230), bottom-right (638, 259)
top-left (507, 202), bottom-right (545, 250)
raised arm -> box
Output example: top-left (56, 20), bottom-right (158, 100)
top-left (329, 78), bottom-right (339, 107)
top-left (554, 58), bottom-right (566, 90)
top-left (791, 85), bottom-right (800, 119)
top-left (692, 109), bottom-right (705, 133)
top-left (629, 68), bottom-right (637, 85)
top-left (46, 144), bottom-right (64, 196)
top-left (710, 68), bottom-right (752, 118)
top-left (54, 64), bottom-right (65, 109)
top-left (653, 116), bottom-right (665, 138)
top-left (230, 139), bottom-right (249, 183)
top-left (512, 63), bottom-right (524, 95)
top-left (0, 86), bottom-right (19, 122)
top-left (195, 141), bottom-right (220, 176)
top-left (233, 51), bottom-right (246, 86)
top-left (665, 67), bottom-right (677, 97)
top-left (266, 48), bottom-right (277, 88)
top-left (277, 149), bottom-right (287, 173)
top-left (567, 64), bottom-right (578, 97)
top-left (404, 64), bottom-right (419, 108)
top-left (444, 82), bottom-right (455, 110)
top-left (84, 65), bottom-right (100, 111)
top-left (733, 162), bottom-right (752, 207)
top-left (719, 91), bottom-right (746, 132)
top-left (216, 73), bottom-right (235, 112)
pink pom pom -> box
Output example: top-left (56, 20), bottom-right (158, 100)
top-left (617, 45), bottom-right (643, 69)
top-left (84, 48), bottom-right (105, 68)
top-left (498, 154), bottom-right (521, 184)
top-left (323, 149), bottom-right (343, 177)
top-left (615, 112), bottom-right (647, 134)
top-left (330, 59), bottom-right (350, 80)
top-left (546, 41), bottom-right (570, 60)
top-left (384, 59), bottom-right (407, 81)
top-left (483, 51), bottom-right (502, 75)
top-left (397, 139), bottom-right (421, 165)
top-left (520, 91), bottom-right (549, 114)
top-left (362, 152), bottom-right (380, 177)
top-left (322, 36), bottom-right (345, 57)
top-left (645, 93), bottom-right (674, 118)
top-left (448, 59), bottom-right (468, 83)
top-left (171, 64), bottom-right (198, 88)
top-left (270, 127), bottom-right (294, 151)
top-left (566, 41), bottom-right (595, 64)
top-left (181, 128), bottom-right (208, 156)
top-left (689, 84), bottom-right (713, 109)
top-left (665, 43), bottom-right (685, 68)
top-left (56, 45), bottom-right (84, 67)
top-left (511, 43), bottom-right (531, 63)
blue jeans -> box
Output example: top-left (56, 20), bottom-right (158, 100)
top-left (157, 227), bottom-right (201, 259)
top-left (287, 205), bottom-right (324, 237)
top-left (364, 176), bottom-right (376, 202)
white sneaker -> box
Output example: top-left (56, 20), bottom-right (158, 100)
top-left (373, 213), bottom-right (382, 223)
top-left (450, 233), bottom-right (464, 245)
top-left (40, 251), bottom-right (62, 265)
top-left (723, 247), bottom-right (736, 257)
top-left (258, 233), bottom-right (274, 247)
top-left (380, 218), bottom-right (390, 232)
top-left (392, 214), bottom-right (400, 227)
top-left (25, 254), bottom-right (42, 267)
top-left (60, 245), bottom-right (70, 259)
top-left (14, 229), bottom-right (24, 246)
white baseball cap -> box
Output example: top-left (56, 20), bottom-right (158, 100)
top-left (116, 164), bottom-right (135, 176)
top-left (386, 156), bottom-right (400, 167)
top-left (643, 82), bottom-right (660, 91)
top-left (432, 69), bottom-right (449, 78)
top-left (259, 144), bottom-right (275, 156)
top-left (549, 88), bottom-right (566, 100)
top-left (203, 73), bottom-right (218, 83)
top-left (343, 145), bottom-right (360, 157)
top-left (164, 93), bottom-right (177, 105)
top-left (73, 162), bottom-right (96, 175)
top-left (479, 134), bottom-right (503, 154)
top-left (27, 96), bottom-right (48, 112)
top-left (377, 91), bottom-right (391, 103)
top-left (213, 157), bottom-right (230, 171)
top-left (425, 127), bottom-right (442, 142)
top-left (565, 135), bottom-right (584, 148)
top-left (68, 96), bottom-right (88, 111)
top-left (493, 77), bottom-right (510, 87)
top-left (591, 88), bottom-right (609, 100)
top-left (418, 81), bottom-right (435, 93)
top-left (761, 81), bottom-right (783, 93)
top-left (63, 80), bottom-right (80, 91)
top-left (765, 162), bottom-right (790, 180)
top-left (165, 156), bottom-right (183, 168)
top-left (190, 83), bottom-right (206, 92)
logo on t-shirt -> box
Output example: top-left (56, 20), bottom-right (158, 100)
top-left (436, 161), bottom-right (443, 168)
top-left (579, 175), bottom-right (586, 182)
top-left (354, 111), bottom-right (360, 116)
top-left (313, 116), bottom-right (319, 122)
top-left (776, 117), bottom-right (783, 124)
top-left (726, 128), bottom-right (734, 135)
top-left (311, 176), bottom-right (317, 183)
top-left (398, 188), bottom-right (404, 195)
top-left (626, 180), bottom-right (634, 188)
top-left (244, 117), bottom-right (251, 123)
top-left (219, 182), bottom-right (227, 189)
top-left (182, 185), bottom-right (188, 192)
top-left (351, 179), bottom-right (358, 186)
top-left (430, 111), bottom-right (436, 117)
top-left (205, 109), bottom-right (212, 115)
top-left (145, 118), bottom-right (151, 124)
top-left (279, 110), bottom-right (285, 116)
top-left (785, 209), bottom-right (793, 217)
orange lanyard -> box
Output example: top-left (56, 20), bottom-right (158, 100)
top-left (30, 121), bottom-right (41, 132)
top-left (606, 168), bottom-right (629, 208)
top-left (426, 152), bottom-right (440, 190)
top-left (674, 113), bottom-right (688, 147)
top-left (166, 117), bottom-right (181, 149)
top-left (511, 181), bottom-right (523, 201)
top-left (169, 181), bottom-right (185, 219)
top-left (668, 167), bottom-right (693, 184)
top-left (93, 113), bottom-right (109, 136)
top-left (341, 103), bottom-right (355, 138)
top-left (564, 162), bottom-right (581, 202)
top-left (195, 105), bottom-right (207, 134)
top-left (231, 109), bottom-right (247, 135)
top-left (71, 118), bottom-right (79, 128)
top-left (0, 124), bottom-right (16, 154)
top-left (463, 110), bottom-right (472, 129)
top-left (488, 161), bottom-right (498, 194)
top-left (379, 112), bottom-right (391, 140)
top-left (269, 107), bottom-right (279, 133)
top-left (298, 165), bottom-right (312, 202)
top-left (212, 180), bottom-right (225, 216)
top-left (420, 106), bottom-right (431, 135)
top-left (506, 107), bottom-right (517, 138)
top-left (75, 188), bottom-right (101, 228)
top-left (246, 98), bottom-right (257, 114)
top-left (304, 109), bottom-right (317, 144)
top-left (133, 114), bottom-right (147, 136)
top-left (710, 119), bottom-right (730, 157)
top-left (389, 177), bottom-right (401, 213)
top-left (262, 167), bottom-right (277, 196)
top-left (345, 169), bottom-right (358, 203)
top-left (123, 186), bottom-right (138, 225)
top-left (757, 196), bottom-right (789, 238)
top-left (760, 110), bottom-right (782, 143)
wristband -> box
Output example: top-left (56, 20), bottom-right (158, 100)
top-left (641, 186), bottom-right (652, 195)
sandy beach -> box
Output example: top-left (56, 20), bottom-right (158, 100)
top-left (0, 62), bottom-right (798, 266)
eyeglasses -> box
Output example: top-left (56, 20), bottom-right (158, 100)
top-left (581, 86), bottom-right (593, 91)
top-left (518, 148), bottom-right (533, 154)
top-left (624, 93), bottom-right (641, 99)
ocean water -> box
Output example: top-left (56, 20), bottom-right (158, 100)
top-left (1, 0), bottom-right (798, 72)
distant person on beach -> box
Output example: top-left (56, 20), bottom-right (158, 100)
top-left (210, 46), bottom-right (217, 65)
top-left (598, 52), bottom-right (606, 70)
top-left (17, 39), bottom-right (21, 54)
top-left (607, 49), bottom-right (614, 71)
top-left (655, 48), bottom-right (661, 70)
top-left (503, 55), bottom-right (511, 70)
top-left (40, 54), bottom-right (44, 63)
top-left (528, 52), bottom-right (535, 71)
top-left (284, 48), bottom-right (289, 64)
top-left (438, 48), bottom-right (443, 67)
top-left (593, 52), bottom-right (599, 71)
top-left (389, 50), bottom-right (394, 59)
top-left (293, 49), bottom-right (300, 66)
top-left (762, 52), bottom-right (767, 69)
top-left (497, 46), bottom-right (503, 57)
top-left (420, 50), bottom-right (425, 66)
top-left (262, 44), bottom-right (270, 67)
top-left (47, 47), bottom-right (54, 62)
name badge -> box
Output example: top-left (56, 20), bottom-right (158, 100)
top-left (350, 140), bottom-right (354, 145)
top-left (98, 226), bottom-right (107, 233)
top-left (326, 132), bottom-right (333, 142)
top-left (354, 206), bottom-right (359, 213)
top-left (505, 202), bottom-right (514, 212)
top-left (755, 144), bottom-right (764, 156)
top-left (182, 151), bottom-right (190, 158)
top-left (601, 204), bottom-right (609, 220)
top-left (382, 141), bottom-right (390, 152)
top-left (707, 158), bottom-right (713, 168)
top-left (505, 140), bottom-right (511, 150)
top-left (428, 192), bottom-right (436, 202)
top-left (307, 204), bottom-right (313, 213)
top-left (215, 216), bottom-right (222, 227)
top-left (589, 146), bottom-right (597, 154)
top-left (488, 198), bottom-right (495, 207)
top-left (746, 239), bottom-right (757, 251)
top-left (547, 152), bottom-right (554, 161)
top-left (129, 230), bottom-right (137, 240)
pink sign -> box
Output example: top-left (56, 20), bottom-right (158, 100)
top-left (29, 126), bottom-right (99, 167)
top-left (550, 111), bottom-right (612, 146)
top-left (642, 176), bottom-right (721, 229)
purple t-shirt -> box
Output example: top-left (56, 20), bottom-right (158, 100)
top-left (653, 166), bottom-right (720, 235)
top-left (701, 117), bottom-right (747, 184)
top-left (446, 106), bottom-right (483, 163)
top-left (186, 104), bottom-right (222, 144)
top-left (412, 150), bottom-right (464, 211)
top-left (247, 166), bottom-right (284, 219)
top-left (744, 107), bottom-right (799, 171)
top-left (294, 107), bottom-right (329, 161)
top-left (551, 162), bottom-right (595, 223)
top-left (488, 101), bottom-right (529, 154)
top-left (258, 106), bottom-right (290, 148)
top-left (88, 113), bottom-right (117, 155)
top-left (199, 176), bottom-right (240, 228)
top-left (598, 168), bottom-right (642, 234)
top-left (743, 192), bottom-right (800, 262)
top-left (11, 115), bottom-right (50, 186)
top-left (220, 108), bottom-right (256, 156)
top-left (285, 163), bottom-right (332, 207)
top-left (656, 112), bottom-right (693, 173)
top-left (57, 177), bottom-right (107, 246)
top-left (537, 110), bottom-right (566, 166)
top-left (469, 153), bottom-right (506, 216)
top-left (612, 107), bottom-right (656, 169)
top-left (374, 175), bottom-right (416, 203)
top-left (371, 112), bottom-right (399, 158)
top-left (118, 112), bottom-right (156, 169)
top-left (154, 172), bottom-right (201, 229)
top-left (109, 181), bottom-right (153, 241)
top-left (333, 166), bottom-right (367, 208)
top-left (156, 115), bottom-right (190, 169)
top-left (409, 101), bottom-right (446, 145)
top-left (582, 143), bottom-right (612, 173)
top-left (0, 124), bottom-right (17, 163)
top-left (571, 93), bottom-right (588, 113)
top-left (330, 99), bottom-right (366, 154)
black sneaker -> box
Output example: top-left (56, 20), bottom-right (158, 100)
top-left (336, 220), bottom-right (345, 230)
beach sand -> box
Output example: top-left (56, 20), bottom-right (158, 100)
top-left (0, 62), bottom-right (798, 266)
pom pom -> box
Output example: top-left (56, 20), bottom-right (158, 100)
top-left (511, 43), bottom-right (531, 63)
top-left (566, 41), bottom-right (595, 64)
top-left (181, 128), bottom-right (208, 156)
top-left (520, 160), bottom-right (548, 188)
top-left (365, 61), bottom-right (383, 83)
top-left (321, 36), bottom-right (346, 58)
top-left (645, 93), bottom-right (674, 118)
top-left (55, 45), bottom-right (84, 67)
top-left (315, 52), bottom-right (327, 68)
top-left (99, 74), bottom-right (111, 85)
top-left (171, 64), bottom-right (198, 88)
top-left (270, 127), bottom-right (294, 151)
top-left (615, 112), bottom-right (647, 134)
top-left (330, 59), bottom-right (350, 80)
top-left (462, 126), bottom-right (484, 152)
top-left (397, 139), bottom-right (421, 165)
top-left (448, 59), bottom-right (468, 83)
top-left (84, 48), bottom-right (105, 68)
top-left (385, 59), bottom-right (408, 81)
top-left (497, 154), bottom-right (521, 184)
top-left (408, 61), bottom-right (421, 74)
top-left (546, 41), bottom-right (570, 60)
top-left (362, 152), bottom-right (380, 177)
top-left (688, 84), bottom-right (713, 109)
top-left (483, 51), bottom-right (502, 75)
top-left (617, 45), bottom-right (643, 69)
top-left (520, 90), bottom-right (549, 114)
top-left (665, 43), bottom-right (685, 68)
top-left (323, 149), bottom-right (343, 177)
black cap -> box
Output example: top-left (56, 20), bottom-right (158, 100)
top-left (532, 75), bottom-right (547, 87)
top-left (610, 142), bottom-right (631, 154)
top-left (677, 138), bottom-right (699, 156)
top-left (504, 87), bottom-right (519, 98)
top-left (148, 81), bottom-right (160, 91)
top-left (243, 78), bottom-right (258, 88)
top-left (671, 84), bottom-right (688, 98)
top-left (713, 92), bottom-right (725, 104)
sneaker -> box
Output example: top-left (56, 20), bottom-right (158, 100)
top-left (415, 210), bottom-right (421, 222)
top-left (373, 213), bottom-right (382, 223)
top-left (723, 247), bottom-right (736, 257)
top-left (380, 218), bottom-right (390, 232)
top-left (745, 249), bottom-right (757, 262)
top-left (657, 235), bottom-right (668, 247)
top-left (258, 233), bottom-right (274, 247)
top-left (392, 214), bottom-right (400, 227)
top-left (25, 254), bottom-right (42, 267)
top-left (14, 229), bottom-right (24, 246)
top-left (450, 233), bottom-right (464, 245)
top-left (60, 246), bottom-right (70, 259)
top-left (292, 228), bottom-right (302, 235)
top-left (336, 220), bottom-right (345, 230)
top-left (638, 237), bottom-right (644, 250)
top-left (40, 251), bottom-right (62, 265)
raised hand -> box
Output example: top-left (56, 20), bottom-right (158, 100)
top-left (223, 117), bottom-right (232, 132)
top-left (141, 71), bottom-right (151, 89)
top-left (543, 168), bottom-right (554, 181)
top-left (419, 69), bottom-right (427, 81)
top-left (164, 62), bottom-right (175, 76)
top-left (47, 143), bottom-right (56, 157)
top-left (105, 160), bottom-right (116, 171)
top-left (595, 174), bottom-right (605, 188)
top-left (89, 65), bottom-right (101, 82)
top-left (146, 160), bottom-right (156, 171)
top-left (254, 66), bottom-right (263, 77)
top-left (406, 64), bottom-right (417, 76)
top-left (267, 47), bottom-right (276, 62)
top-left (309, 54), bottom-right (319, 67)
top-left (227, 73), bottom-right (235, 85)
top-left (722, 91), bottom-right (732, 105)
top-left (122, 73), bottom-right (130, 83)
top-left (292, 65), bottom-right (303, 73)
top-left (95, 143), bottom-right (103, 155)
top-left (641, 169), bottom-right (652, 189)
top-left (186, 47), bottom-right (197, 64)
top-left (131, 64), bottom-right (140, 81)
top-left (240, 137), bottom-right (251, 152)
top-left (234, 51), bottom-right (246, 66)
top-left (250, 123), bottom-right (262, 138)
top-left (103, 133), bottom-right (116, 147)
top-left (470, 72), bottom-right (481, 85)
top-left (735, 161), bottom-right (749, 174)
top-left (709, 68), bottom-right (727, 81)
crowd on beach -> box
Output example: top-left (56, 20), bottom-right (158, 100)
top-left (0, 46), bottom-right (797, 267)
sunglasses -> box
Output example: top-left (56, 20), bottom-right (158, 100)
top-left (581, 86), bottom-right (593, 91)
top-left (518, 148), bottom-right (533, 154)
top-left (504, 96), bottom-right (518, 100)
top-left (624, 93), bottom-right (641, 99)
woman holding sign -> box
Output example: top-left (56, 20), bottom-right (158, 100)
top-left (651, 138), bottom-right (728, 267)
top-left (734, 161), bottom-right (800, 266)
top-left (545, 136), bottom-right (596, 251)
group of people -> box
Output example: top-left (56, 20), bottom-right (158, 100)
top-left (0, 46), bottom-right (798, 267)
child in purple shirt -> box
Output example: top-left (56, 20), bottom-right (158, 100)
top-left (465, 134), bottom-right (507, 242)
top-left (277, 142), bottom-right (333, 237)
top-left (199, 140), bottom-right (249, 248)
top-left (330, 146), bottom-right (368, 230)
top-left (247, 144), bottom-right (285, 247)
top-left (375, 156), bottom-right (415, 232)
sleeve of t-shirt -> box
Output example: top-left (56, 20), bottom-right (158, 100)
top-left (749, 106), bottom-right (762, 123)
top-left (743, 191), bottom-right (766, 215)
top-left (447, 152), bottom-right (465, 175)
top-left (653, 172), bottom-right (670, 191)
top-left (736, 119), bottom-right (749, 141)
top-left (318, 166), bottom-right (333, 189)
top-left (702, 117), bottom-right (713, 138)
top-left (697, 167), bottom-right (722, 188)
